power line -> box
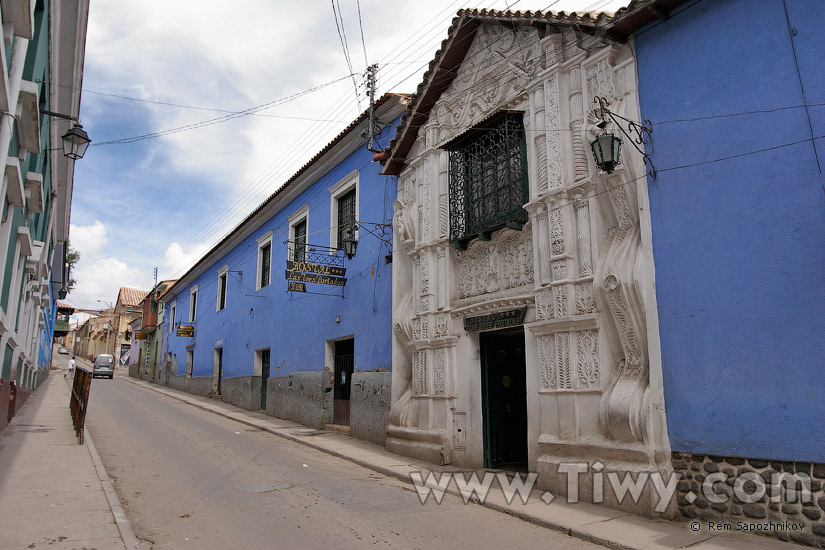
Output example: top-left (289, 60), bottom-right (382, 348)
top-left (332, 0), bottom-right (361, 111)
top-left (92, 74), bottom-right (355, 146)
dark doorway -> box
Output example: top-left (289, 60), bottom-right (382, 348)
top-left (333, 338), bottom-right (354, 425)
top-left (480, 327), bottom-right (527, 469)
top-left (260, 349), bottom-right (270, 410)
top-left (214, 348), bottom-right (223, 395)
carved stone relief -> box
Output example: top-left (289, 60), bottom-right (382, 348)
top-left (456, 230), bottom-right (534, 299)
top-left (432, 348), bottom-right (446, 395)
top-left (586, 58), bottom-right (618, 106)
top-left (544, 74), bottom-right (562, 189)
top-left (577, 330), bottom-right (600, 388)
top-left (434, 26), bottom-right (544, 143)
top-left (412, 350), bottom-right (428, 396)
top-left (535, 290), bottom-right (554, 321)
top-left (574, 281), bottom-right (597, 315)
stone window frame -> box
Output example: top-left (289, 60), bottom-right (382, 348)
top-left (288, 205), bottom-right (310, 262)
top-left (168, 302), bottom-right (175, 334)
top-left (328, 169), bottom-right (359, 252)
top-left (256, 231), bottom-right (273, 290)
top-left (216, 265), bottom-right (228, 312)
top-left (188, 285), bottom-right (198, 323)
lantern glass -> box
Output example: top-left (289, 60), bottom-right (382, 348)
top-left (342, 226), bottom-right (358, 259)
top-left (590, 133), bottom-right (622, 173)
top-left (61, 124), bottom-right (91, 160)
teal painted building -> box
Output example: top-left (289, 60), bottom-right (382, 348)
top-left (0, 0), bottom-right (89, 418)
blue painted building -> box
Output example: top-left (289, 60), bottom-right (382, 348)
top-left (614, 0), bottom-right (825, 537)
top-left (160, 95), bottom-right (406, 445)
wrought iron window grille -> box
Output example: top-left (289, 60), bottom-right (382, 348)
top-left (446, 111), bottom-right (529, 250)
top-left (282, 241), bottom-right (346, 270)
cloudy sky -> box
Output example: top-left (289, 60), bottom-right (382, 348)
top-left (66, 0), bottom-right (628, 310)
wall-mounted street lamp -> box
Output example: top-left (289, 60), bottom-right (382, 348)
top-left (590, 97), bottom-right (655, 178)
top-left (342, 224), bottom-right (358, 260)
top-left (42, 109), bottom-right (92, 160)
top-left (341, 220), bottom-right (393, 261)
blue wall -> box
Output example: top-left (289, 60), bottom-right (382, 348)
top-left (165, 124), bottom-right (397, 381)
top-left (635, 0), bottom-right (825, 462)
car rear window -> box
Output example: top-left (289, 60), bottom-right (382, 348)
top-left (96, 356), bottom-right (114, 366)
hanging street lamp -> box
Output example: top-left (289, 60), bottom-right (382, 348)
top-left (590, 97), bottom-right (655, 178)
top-left (42, 109), bottom-right (92, 160)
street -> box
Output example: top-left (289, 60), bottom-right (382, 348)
top-left (82, 370), bottom-right (600, 549)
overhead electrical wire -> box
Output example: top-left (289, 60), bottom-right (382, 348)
top-left (153, 0), bottom-right (805, 276)
top-left (332, 0), bottom-right (361, 111)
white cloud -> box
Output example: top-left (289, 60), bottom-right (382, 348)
top-left (162, 241), bottom-right (215, 279)
top-left (68, 257), bottom-right (150, 309)
top-left (69, 220), bottom-right (109, 261)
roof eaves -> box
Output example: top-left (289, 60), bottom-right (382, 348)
top-left (165, 93), bottom-right (410, 299)
top-left (381, 9), bottom-right (610, 176)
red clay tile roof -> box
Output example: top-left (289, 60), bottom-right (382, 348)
top-left (381, 1), bottom-right (688, 176)
top-left (117, 287), bottom-right (150, 307)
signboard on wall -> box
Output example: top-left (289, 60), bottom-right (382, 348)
top-left (288, 281), bottom-right (306, 293)
top-left (176, 325), bottom-right (194, 337)
top-left (284, 270), bottom-right (346, 287)
top-left (135, 332), bottom-right (148, 340)
top-left (463, 307), bottom-right (527, 332)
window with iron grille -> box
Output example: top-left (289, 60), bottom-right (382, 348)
top-left (336, 188), bottom-right (356, 250)
top-left (259, 242), bottom-right (271, 288)
top-left (293, 219), bottom-right (306, 262)
top-left (446, 112), bottom-right (528, 250)
top-left (217, 269), bottom-right (227, 311)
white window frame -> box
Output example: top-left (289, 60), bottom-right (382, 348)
top-left (169, 302), bottom-right (176, 333)
top-left (256, 231), bottom-right (273, 290)
top-left (216, 265), bottom-right (228, 312)
top-left (329, 169), bottom-right (359, 251)
top-left (188, 285), bottom-right (198, 322)
top-left (288, 205), bottom-right (309, 262)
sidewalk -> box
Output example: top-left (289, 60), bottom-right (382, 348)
top-left (121, 376), bottom-right (798, 550)
top-left (0, 367), bottom-right (139, 550)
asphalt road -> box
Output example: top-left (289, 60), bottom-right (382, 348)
top-left (84, 371), bottom-right (600, 549)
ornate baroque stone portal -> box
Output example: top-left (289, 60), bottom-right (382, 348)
top-left (387, 21), bottom-right (672, 518)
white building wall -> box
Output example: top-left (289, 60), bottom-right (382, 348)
top-left (388, 23), bottom-right (673, 518)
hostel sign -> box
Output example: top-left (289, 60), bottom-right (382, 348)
top-left (285, 260), bottom-right (346, 287)
top-left (463, 307), bottom-right (527, 332)
top-left (176, 325), bottom-right (194, 337)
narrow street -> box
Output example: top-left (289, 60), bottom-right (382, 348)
top-left (84, 373), bottom-right (600, 550)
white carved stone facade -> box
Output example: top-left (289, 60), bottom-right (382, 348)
top-left (387, 18), bottom-right (672, 517)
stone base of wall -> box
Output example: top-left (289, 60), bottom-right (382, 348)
top-left (186, 376), bottom-right (213, 397)
top-left (168, 374), bottom-right (185, 391)
top-left (350, 372), bottom-right (391, 446)
top-left (219, 376), bottom-right (261, 411)
top-left (673, 452), bottom-right (825, 548)
top-left (266, 372), bottom-right (332, 429)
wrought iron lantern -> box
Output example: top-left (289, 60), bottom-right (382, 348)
top-left (590, 96), bottom-right (656, 179)
top-left (342, 225), bottom-right (358, 260)
top-left (590, 131), bottom-right (622, 174)
top-left (61, 123), bottom-right (91, 160)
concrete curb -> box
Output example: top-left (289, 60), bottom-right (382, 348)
top-left (62, 369), bottom-right (140, 550)
top-left (85, 430), bottom-right (142, 550)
